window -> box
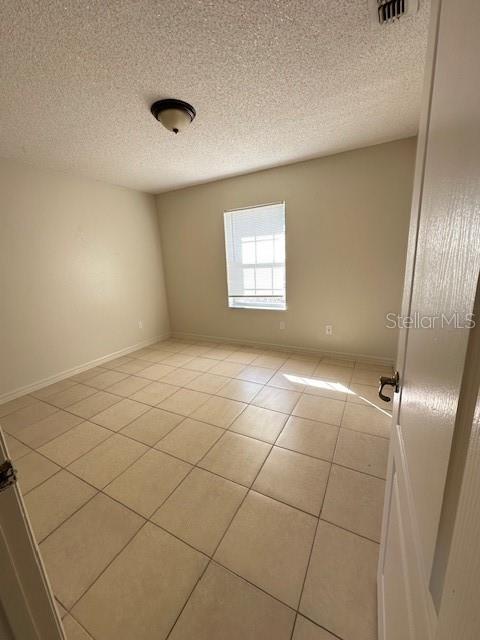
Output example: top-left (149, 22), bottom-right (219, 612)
top-left (224, 202), bottom-right (286, 310)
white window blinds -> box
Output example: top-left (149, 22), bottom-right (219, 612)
top-left (223, 202), bottom-right (286, 310)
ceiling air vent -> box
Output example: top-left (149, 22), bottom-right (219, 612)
top-left (369, 0), bottom-right (419, 24)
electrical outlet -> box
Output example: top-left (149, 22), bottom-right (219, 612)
top-left (279, 321), bottom-right (286, 330)
top-left (138, 320), bottom-right (143, 329)
top-left (325, 324), bottom-right (333, 336)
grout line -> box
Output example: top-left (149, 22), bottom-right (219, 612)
top-left (288, 395), bottom-right (348, 640)
top-left (3, 340), bottom-right (388, 638)
top-left (66, 520), bottom-right (151, 625)
top-left (33, 390), bottom-right (258, 619)
top-left (318, 517), bottom-right (381, 546)
top-left (294, 611), bottom-right (346, 640)
top-left (66, 613), bottom-right (98, 640)
top-left (163, 418), bottom-right (277, 638)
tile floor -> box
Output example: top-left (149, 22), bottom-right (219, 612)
top-left (2, 338), bottom-right (393, 640)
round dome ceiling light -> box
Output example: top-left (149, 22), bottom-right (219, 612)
top-left (150, 99), bottom-right (196, 134)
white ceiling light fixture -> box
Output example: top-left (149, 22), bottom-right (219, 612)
top-left (150, 98), bottom-right (196, 134)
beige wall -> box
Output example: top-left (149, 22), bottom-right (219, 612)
top-left (157, 138), bottom-right (416, 361)
top-left (0, 160), bottom-right (170, 398)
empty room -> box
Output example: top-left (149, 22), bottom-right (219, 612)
top-left (1, 1), bottom-right (479, 639)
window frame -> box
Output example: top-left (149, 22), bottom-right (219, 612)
top-left (223, 201), bottom-right (287, 311)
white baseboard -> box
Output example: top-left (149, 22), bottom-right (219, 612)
top-left (171, 330), bottom-right (393, 366)
top-left (0, 333), bottom-right (170, 404)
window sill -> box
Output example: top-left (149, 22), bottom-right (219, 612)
top-left (228, 304), bottom-right (287, 311)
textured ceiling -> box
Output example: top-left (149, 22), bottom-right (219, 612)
top-left (0, 0), bottom-right (430, 193)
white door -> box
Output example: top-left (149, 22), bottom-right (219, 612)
top-left (0, 427), bottom-right (64, 639)
top-left (378, 1), bottom-right (480, 639)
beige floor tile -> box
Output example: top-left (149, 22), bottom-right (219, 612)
top-left (48, 384), bottom-right (97, 409)
top-left (267, 370), bottom-right (306, 392)
top-left (161, 353), bottom-right (195, 367)
top-left (191, 396), bottom-right (246, 428)
top-left (226, 351), bottom-right (258, 364)
top-left (334, 429), bottom-right (389, 478)
top-left (102, 355), bottom-right (132, 368)
top-left (292, 616), bottom-right (337, 640)
top-left (229, 405), bottom-right (288, 443)
top-left (120, 407), bottom-right (183, 445)
top-left (104, 375), bottom-right (150, 397)
top-left (347, 382), bottom-right (393, 408)
top-left (13, 410), bottom-right (84, 448)
top-left (67, 392), bottom-right (121, 419)
top-left (154, 343), bottom-right (183, 352)
top-left (280, 359), bottom-right (317, 376)
top-left (156, 418), bottom-right (223, 464)
top-left (195, 341), bottom-right (220, 348)
top-left (137, 363), bottom-right (176, 380)
top-left (300, 521), bottom-right (378, 640)
top-left (185, 372), bottom-right (230, 394)
top-left (109, 358), bottom-right (149, 375)
top-left (251, 354), bottom-right (287, 369)
top-left (253, 447), bottom-right (330, 515)
top-left (157, 368), bottom-right (199, 387)
top-left (276, 416), bottom-right (338, 461)
top-left (4, 433), bottom-right (31, 460)
top-left (130, 381), bottom-right (179, 406)
top-left (199, 432), bottom-right (271, 486)
top-left (182, 356), bottom-right (217, 372)
top-left (293, 395), bottom-right (345, 426)
top-left (31, 379), bottom-right (76, 400)
top-left (63, 615), bottom-right (94, 640)
top-left (91, 398), bottom-right (149, 431)
top-left (288, 353), bottom-right (320, 363)
top-left (104, 449), bottom-right (191, 517)
top-left (252, 386), bottom-right (300, 414)
top-left (0, 394), bottom-right (36, 418)
top-left (341, 402), bottom-right (391, 438)
top-left (354, 361), bottom-right (393, 371)
top-left (217, 379), bottom-right (263, 403)
top-left (40, 493), bottom-right (143, 609)
top-left (301, 377), bottom-right (349, 401)
top-left (87, 370), bottom-right (128, 390)
top-left (160, 340), bottom-right (189, 350)
top-left (235, 365), bottom-right (275, 384)
top-left (158, 388), bottom-right (211, 416)
top-left (153, 468), bottom-right (247, 555)
top-left (130, 347), bottom-right (155, 358)
top-left (24, 470), bottom-right (96, 542)
top-left (169, 563), bottom-right (295, 640)
top-left (311, 364), bottom-right (353, 383)
top-left (137, 349), bottom-right (170, 363)
top-left (203, 347), bottom-right (236, 360)
top-left (322, 465), bottom-right (385, 542)
top-left (320, 357), bottom-right (355, 368)
top-left (181, 346), bottom-right (215, 358)
top-left (15, 451), bottom-right (60, 493)
top-left (208, 361), bottom-right (246, 377)
top-left (69, 367), bottom-right (108, 384)
top-left (215, 491), bottom-right (316, 608)
top-left (56, 599), bottom-right (68, 618)
top-left (39, 421), bottom-right (111, 466)
top-left (351, 366), bottom-right (393, 386)
top-left (1, 400), bottom-right (59, 435)
top-left (68, 434), bottom-right (147, 489)
top-left (72, 523), bottom-right (207, 640)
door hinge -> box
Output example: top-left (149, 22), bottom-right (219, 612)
top-left (0, 459), bottom-right (17, 493)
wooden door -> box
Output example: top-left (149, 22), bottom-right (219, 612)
top-left (378, 0), bottom-right (480, 638)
